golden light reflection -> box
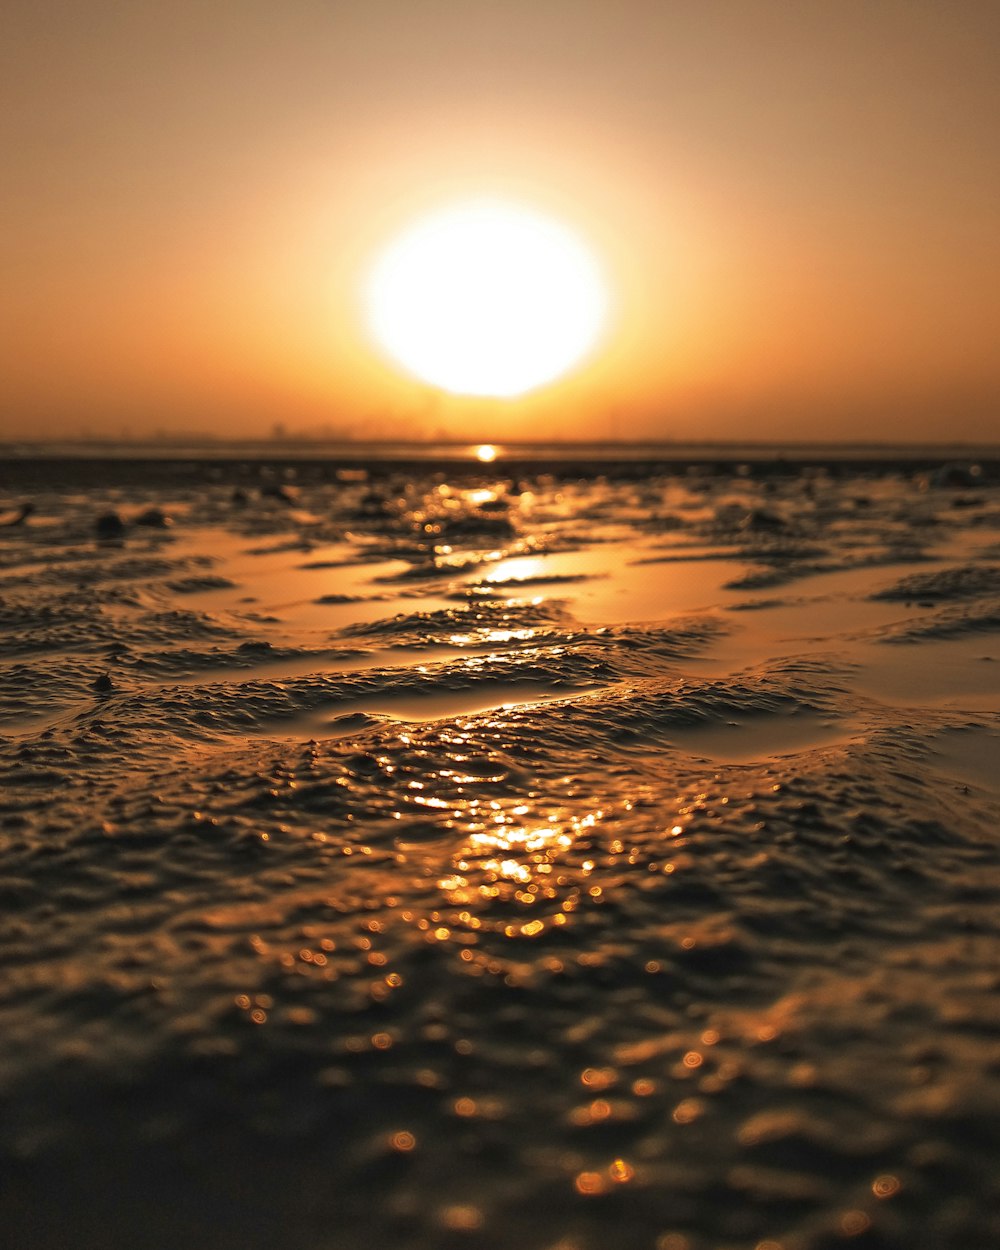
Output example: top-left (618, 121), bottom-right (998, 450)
top-left (581, 1066), bottom-right (617, 1090)
top-left (574, 1170), bottom-right (605, 1196)
top-left (470, 825), bottom-right (572, 857)
top-left (440, 1205), bottom-right (484, 1233)
top-left (841, 1211), bottom-right (872, 1236)
top-left (433, 807), bottom-right (605, 934)
top-left (672, 1097), bottom-right (705, 1124)
top-left (609, 1158), bottom-right (635, 1184)
top-left (485, 556), bottom-right (544, 584)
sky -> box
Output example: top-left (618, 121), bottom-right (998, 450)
top-left (2, 0), bottom-right (998, 444)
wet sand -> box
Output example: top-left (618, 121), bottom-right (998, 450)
top-left (1, 450), bottom-right (999, 1249)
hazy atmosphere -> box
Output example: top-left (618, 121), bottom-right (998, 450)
top-left (3, 0), bottom-right (998, 443)
top-left (4, 9), bottom-right (1000, 1249)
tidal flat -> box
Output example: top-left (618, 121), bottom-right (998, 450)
top-left (1, 450), bottom-right (999, 1250)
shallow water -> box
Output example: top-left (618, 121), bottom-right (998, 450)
top-left (1, 456), bottom-right (999, 1250)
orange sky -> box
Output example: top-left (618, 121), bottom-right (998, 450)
top-left (2, 1), bottom-right (998, 443)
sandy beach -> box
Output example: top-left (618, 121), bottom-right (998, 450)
top-left (1, 446), bottom-right (999, 1250)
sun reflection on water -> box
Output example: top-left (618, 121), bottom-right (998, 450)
top-left (485, 555), bottom-right (545, 584)
top-left (428, 806), bottom-right (607, 941)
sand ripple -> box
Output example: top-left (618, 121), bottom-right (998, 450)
top-left (1, 457), bottom-right (998, 1249)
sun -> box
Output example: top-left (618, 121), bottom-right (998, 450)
top-left (364, 199), bottom-right (609, 398)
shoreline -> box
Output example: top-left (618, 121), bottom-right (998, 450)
top-left (3, 442), bottom-right (1000, 491)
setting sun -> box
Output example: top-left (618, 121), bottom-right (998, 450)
top-left (364, 199), bottom-right (609, 398)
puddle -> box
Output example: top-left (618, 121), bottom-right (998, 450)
top-left (854, 638), bottom-right (1000, 710)
top-left (687, 563), bottom-right (931, 677)
top-left (267, 681), bottom-right (607, 736)
top-left (470, 543), bottom-right (750, 625)
top-left (155, 644), bottom-right (482, 688)
top-left (166, 528), bottom-right (455, 633)
top-left (926, 727), bottom-right (1000, 794)
top-left (666, 709), bottom-right (853, 763)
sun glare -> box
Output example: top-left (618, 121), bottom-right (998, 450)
top-left (364, 199), bottom-right (609, 398)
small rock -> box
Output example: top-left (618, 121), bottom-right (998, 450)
top-left (95, 512), bottom-right (126, 539)
top-left (134, 507), bottom-right (172, 528)
top-left (738, 508), bottom-right (786, 532)
top-left (92, 673), bottom-right (115, 693)
top-left (929, 462), bottom-right (981, 489)
top-left (261, 483), bottom-right (300, 505)
top-left (0, 503), bottom-right (33, 527)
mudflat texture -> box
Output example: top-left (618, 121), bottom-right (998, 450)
top-left (1, 455), bottom-right (999, 1250)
